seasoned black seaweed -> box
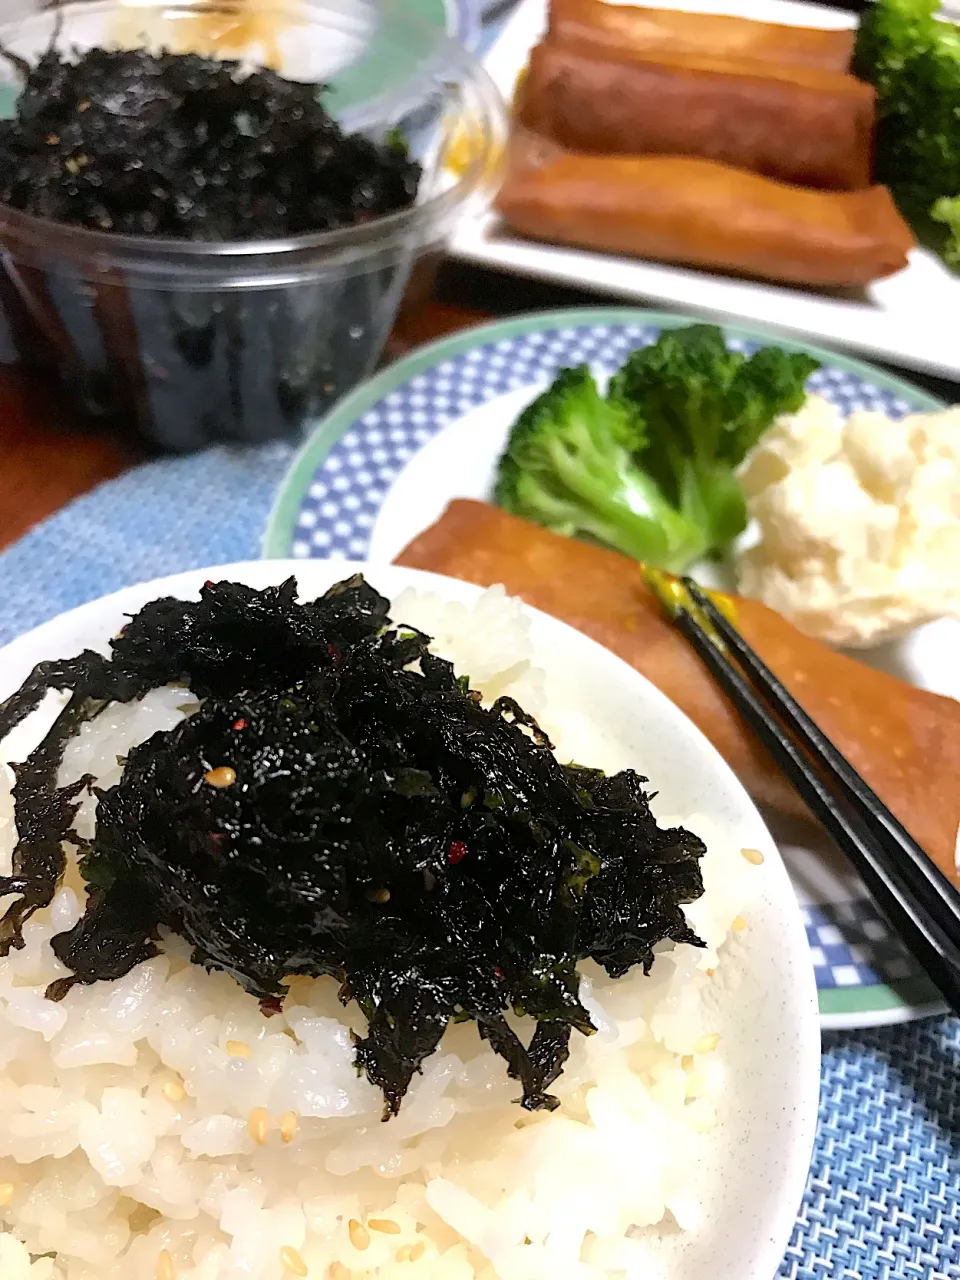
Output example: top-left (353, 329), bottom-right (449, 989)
top-left (0, 45), bottom-right (420, 239)
top-left (0, 41), bottom-right (422, 449)
top-left (0, 577), bottom-right (705, 1116)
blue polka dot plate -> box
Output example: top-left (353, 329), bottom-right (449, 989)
top-left (264, 306), bottom-right (956, 1029)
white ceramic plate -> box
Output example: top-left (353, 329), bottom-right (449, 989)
top-left (264, 308), bottom-right (957, 1027)
top-left (449, 0), bottom-right (960, 382)
top-left (0, 558), bottom-right (820, 1280)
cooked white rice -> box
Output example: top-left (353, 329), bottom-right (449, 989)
top-left (0, 587), bottom-right (757, 1280)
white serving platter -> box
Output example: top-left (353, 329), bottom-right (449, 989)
top-left (449, 0), bottom-right (960, 382)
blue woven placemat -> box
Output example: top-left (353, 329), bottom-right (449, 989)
top-left (788, 1020), bottom-right (959, 1279)
top-left (0, 452), bottom-right (956, 1279)
top-left (0, 442), bottom-right (293, 648)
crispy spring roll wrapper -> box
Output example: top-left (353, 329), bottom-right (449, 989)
top-left (496, 136), bottom-right (914, 287)
top-left (397, 501), bottom-right (960, 888)
top-left (517, 40), bottom-right (874, 191)
top-left (548, 0), bottom-right (855, 73)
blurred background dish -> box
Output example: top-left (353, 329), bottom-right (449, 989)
top-left (0, 0), bottom-right (503, 451)
top-left (451, 0), bottom-right (960, 381)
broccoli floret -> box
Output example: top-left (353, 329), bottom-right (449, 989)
top-left (494, 329), bottom-right (817, 574)
top-left (932, 196), bottom-right (960, 266)
top-left (494, 365), bottom-right (706, 570)
top-left (853, 0), bottom-right (960, 261)
top-left (609, 326), bottom-right (818, 552)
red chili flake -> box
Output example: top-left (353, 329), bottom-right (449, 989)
top-left (327, 644), bottom-right (342, 668)
top-left (259, 996), bottom-right (284, 1018)
top-left (493, 966), bottom-right (504, 979)
top-left (206, 832), bottom-right (227, 859)
top-left (447, 840), bottom-right (468, 865)
top-left (203, 579), bottom-right (214, 587)
top-left (232, 718), bottom-right (248, 731)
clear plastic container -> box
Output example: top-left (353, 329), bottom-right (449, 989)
top-left (0, 0), bottom-right (506, 451)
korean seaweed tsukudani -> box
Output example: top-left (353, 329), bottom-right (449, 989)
top-left (0, 45), bottom-right (420, 238)
top-left (0, 41), bottom-right (423, 448)
top-left (0, 576), bottom-right (706, 1117)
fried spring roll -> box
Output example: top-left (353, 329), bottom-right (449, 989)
top-left (548, 0), bottom-right (855, 73)
top-left (397, 501), bottom-right (960, 888)
top-left (496, 136), bottom-right (914, 287)
top-left (517, 41), bottom-right (875, 190)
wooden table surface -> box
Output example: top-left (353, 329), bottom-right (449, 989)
top-left (1, 260), bottom-right (956, 556)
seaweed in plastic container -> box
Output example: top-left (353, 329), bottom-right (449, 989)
top-left (0, 12), bottom-right (442, 450)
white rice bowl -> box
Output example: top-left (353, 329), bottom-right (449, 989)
top-left (0, 576), bottom-right (802, 1280)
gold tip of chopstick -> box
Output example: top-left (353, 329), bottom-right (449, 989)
top-left (640, 566), bottom-right (688, 617)
top-left (641, 568), bottom-right (738, 637)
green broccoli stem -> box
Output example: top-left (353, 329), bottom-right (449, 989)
top-left (543, 436), bottom-right (707, 570)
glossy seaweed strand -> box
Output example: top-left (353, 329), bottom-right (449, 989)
top-left (0, 576), bottom-right (706, 1116)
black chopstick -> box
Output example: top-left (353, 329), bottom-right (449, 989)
top-left (646, 572), bottom-right (960, 1014)
top-left (683, 579), bottom-right (960, 930)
